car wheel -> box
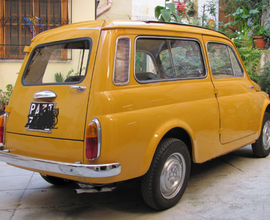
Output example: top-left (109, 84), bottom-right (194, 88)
top-left (252, 112), bottom-right (270, 158)
top-left (141, 138), bottom-right (191, 210)
top-left (40, 174), bottom-right (70, 185)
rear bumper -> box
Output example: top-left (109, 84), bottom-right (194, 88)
top-left (0, 150), bottom-right (121, 178)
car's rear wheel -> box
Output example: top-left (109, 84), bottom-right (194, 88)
top-left (40, 174), bottom-right (70, 185)
top-left (141, 138), bottom-right (191, 210)
top-left (252, 112), bottom-right (270, 158)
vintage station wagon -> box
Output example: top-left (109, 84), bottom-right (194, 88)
top-left (0, 20), bottom-right (270, 210)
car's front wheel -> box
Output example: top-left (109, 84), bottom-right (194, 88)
top-left (141, 138), bottom-right (191, 210)
top-left (252, 112), bottom-right (270, 158)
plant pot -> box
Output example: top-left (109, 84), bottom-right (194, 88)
top-left (252, 36), bottom-right (266, 49)
top-left (187, 10), bottom-right (195, 17)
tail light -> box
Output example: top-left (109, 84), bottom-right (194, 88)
top-left (0, 113), bottom-right (6, 146)
top-left (85, 118), bottom-right (101, 160)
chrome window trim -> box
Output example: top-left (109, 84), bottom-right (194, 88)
top-left (206, 41), bottom-right (245, 79)
top-left (0, 150), bottom-right (121, 178)
top-left (113, 36), bottom-right (131, 86)
top-left (134, 36), bottom-right (208, 84)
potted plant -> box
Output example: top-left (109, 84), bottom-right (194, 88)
top-left (252, 25), bottom-right (268, 49)
top-left (0, 84), bottom-right (13, 115)
top-left (186, 1), bottom-right (196, 17)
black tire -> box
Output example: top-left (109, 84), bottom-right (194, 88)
top-left (141, 138), bottom-right (191, 210)
top-left (252, 112), bottom-right (270, 158)
top-left (40, 174), bottom-right (70, 185)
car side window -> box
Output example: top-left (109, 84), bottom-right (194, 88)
top-left (113, 37), bottom-right (131, 85)
top-left (135, 37), bottom-right (206, 82)
top-left (207, 43), bottom-right (244, 78)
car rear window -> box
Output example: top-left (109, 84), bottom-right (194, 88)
top-left (23, 39), bottom-right (91, 85)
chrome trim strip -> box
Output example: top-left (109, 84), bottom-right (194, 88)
top-left (33, 90), bottom-right (57, 99)
top-left (0, 151), bottom-right (121, 178)
top-left (68, 86), bottom-right (86, 92)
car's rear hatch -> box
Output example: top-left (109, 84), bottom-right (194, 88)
top-left (4, 20), bottom-right (104, 164)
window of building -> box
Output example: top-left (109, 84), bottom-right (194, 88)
top-left (207, 43), bottom-right (244, 78)
top-left (0, 0), bottom-right (70, 60)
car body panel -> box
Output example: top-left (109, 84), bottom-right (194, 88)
top-left (1, 20), bottom-right (269, 184)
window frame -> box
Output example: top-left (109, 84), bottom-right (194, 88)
top-left (21, 37), bottom-right (92, 86)
top-left (134, 36), bottom-right (208, 84)
top-left (206, 41), bottom-right (244, 79)
top-left (0, 0), bottom-right (70, 60)
top-left (112, 36), bottom-right (131, 86)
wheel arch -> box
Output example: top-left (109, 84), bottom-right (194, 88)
top-left (140, 120), bottom-right (195, 177)
top-left (259, 100), bottom-right (270, 137)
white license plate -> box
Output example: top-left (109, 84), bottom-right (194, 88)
top-left (25, 102), bottom-right (57, 133)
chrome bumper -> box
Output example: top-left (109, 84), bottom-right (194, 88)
top-left (0, 150), bottom-right (121, 178)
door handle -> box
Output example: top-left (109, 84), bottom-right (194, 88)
top-left (250, 85), bottom-right (255, 89)
top-left (68, 86), bottom-right (86, 92)
top-left (33, 90), bottom-right (57, 99)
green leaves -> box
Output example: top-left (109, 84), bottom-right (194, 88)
top-left (161, 9), bottom-right (172, 21)
top-left (155, 5), bottom-right (165, 19)
top-left (0, 84), bottom-right (13, 112)
top-left (166, 2), bottom-right (175, 12)
top-left (154, 3), bottom-right (182, 23)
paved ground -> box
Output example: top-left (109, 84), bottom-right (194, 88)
top-left (0, 145), bottom-right (270, 220)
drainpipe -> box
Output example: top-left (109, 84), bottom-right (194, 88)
top-left (97, 0), bottom-right (113, 17)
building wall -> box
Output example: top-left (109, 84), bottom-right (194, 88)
top-left (131, 0), bottom-right (165, 21)
top-left (0, 0), bottom-right (96, 90)
top-left (1, 0), bottom-right (219, 90)
top-left (97, 0), bottom-right (132, 20)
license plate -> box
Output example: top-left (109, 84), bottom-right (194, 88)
top-left (25, 102), bottom-right (57, 133)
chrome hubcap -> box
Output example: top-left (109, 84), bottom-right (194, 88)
top-left (160, 153), bottom-right (186, 199)
top-left (263, 121), bottom-right (270, 151)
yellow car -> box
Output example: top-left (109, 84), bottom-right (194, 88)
top-left (0, 20), bottom-right (270, 210)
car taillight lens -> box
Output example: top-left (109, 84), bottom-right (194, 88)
top-left (0, 114), bottom-right (5, 145)
top-left (85, 118), bottom-right (101, 160)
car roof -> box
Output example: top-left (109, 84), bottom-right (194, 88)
top-left (102, 20), bottom-right (228, 39)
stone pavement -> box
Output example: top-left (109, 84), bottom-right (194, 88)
top-left (0, 145), bottom-right (270, 220)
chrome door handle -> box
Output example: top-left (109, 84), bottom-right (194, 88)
top-left (250, 85), bottom-right (255, 89)
top-left (68, 86), bottom-right (86, 92)
top-left (33, 90), bottom-right (57, 99)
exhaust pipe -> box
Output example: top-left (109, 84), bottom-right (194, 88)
top-left (75, 182), bottom-right (116, 194)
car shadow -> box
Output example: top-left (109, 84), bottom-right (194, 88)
top-left (21, 146), bottom-right (259, 218)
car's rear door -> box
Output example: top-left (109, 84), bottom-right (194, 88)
top-left (5, 21), bottom-right (103, 163)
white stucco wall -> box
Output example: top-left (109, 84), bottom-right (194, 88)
top-left (197, 0), bottom-right (219, 26)
top-left (131, 0), bottom-right (165, 21)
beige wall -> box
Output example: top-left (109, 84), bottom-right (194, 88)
top-left (0, 62), bottom-right (22, 90)
top-left (0, 0), bottom-right (96, 90)
top-left (97, 0), bottom-right (132, 20)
